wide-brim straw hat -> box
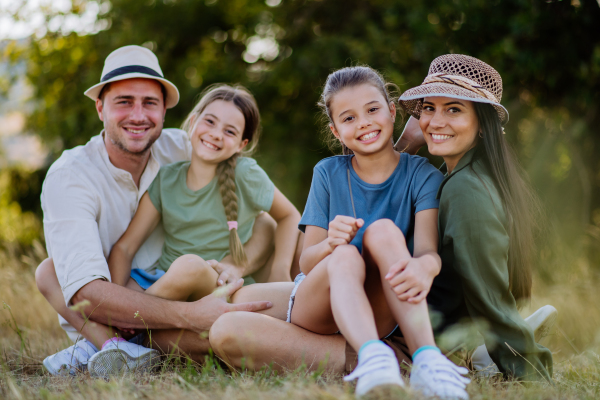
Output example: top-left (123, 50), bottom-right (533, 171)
top-left (399, 54), bottom-right (509, 125)
top-left (84, 45), bottom-right (179, 109)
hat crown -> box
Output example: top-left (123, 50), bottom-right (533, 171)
top-left (428, 54), bottom-right (503, 102)
top-left (101, 45), bottom-right (163, 80)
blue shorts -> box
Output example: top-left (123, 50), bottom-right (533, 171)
top-left (130, 268), bottom-right (166, 290)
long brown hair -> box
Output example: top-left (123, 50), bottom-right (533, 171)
top-left (318, 66), bottom-right (398, 155)
top-left (181, 84), bottom-right (260, 267)
top-left (473, 103), bottom-right (542, 300)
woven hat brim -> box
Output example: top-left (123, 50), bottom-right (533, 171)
top-left (84, 72), bottom-right (180, 109)
top-left (399, 82), bottom-right (509, 125)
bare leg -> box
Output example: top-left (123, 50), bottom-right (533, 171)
top-left (146, 329), bottom-right (211, 363)
top-left (291, 247), bottom-right (397, 351)
top-left (230, 282), bottom-right (294, 320)
top-left (146, 255), bottom-right (219, 301)
top-left (35, 258), bottom-right (120, 349)
top-left (362, 219), bottom-right (436, 354)
top-left (210, 311), bottom-right (347, 373)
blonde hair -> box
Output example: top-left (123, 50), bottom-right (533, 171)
top-left (181, 84), bottom-right (261, 267)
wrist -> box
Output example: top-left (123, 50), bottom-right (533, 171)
top-left (418, 253), bottom-right (441, 277)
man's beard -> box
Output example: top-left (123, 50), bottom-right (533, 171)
top-left (107, 126), bottom-right (160, 156)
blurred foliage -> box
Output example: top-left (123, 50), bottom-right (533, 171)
top-left (2, 0), bottom-right (600, 267)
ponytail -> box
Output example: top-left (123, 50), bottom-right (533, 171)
top-left (217, 153), bottom-right (248, 267)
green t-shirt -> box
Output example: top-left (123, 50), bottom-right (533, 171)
top-left (147, 157), bottom-right (275, 272)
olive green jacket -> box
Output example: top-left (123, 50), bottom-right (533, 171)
top-left (427, 147), bottom-right (553, 381)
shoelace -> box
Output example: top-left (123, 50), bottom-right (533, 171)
top-left (416, 358), bottom-right (470, 387)
top-left (344, 349), bottom-right (397, 382)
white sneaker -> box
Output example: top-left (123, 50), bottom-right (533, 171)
top-left (344, 342), bottom-right (404, 397)
top-left (42, 339), bottom-right (97, 376)
top-left (472, 305), bottom-right (558, 377)
top-left (410, 350), bottom-right (470, 399)
top-left (88, 339), bottom-right (160, 379)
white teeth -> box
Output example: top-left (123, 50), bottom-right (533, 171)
top-left (359, 131), bottom-right (379, 141)
top-left (202, 140), bottom-right (219, 150)
top-left (126, 128), bottom-right (146, 134)
top-left (432, 134), bottom-right (452, 140)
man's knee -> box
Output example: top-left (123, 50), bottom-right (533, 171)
top-left (363, 219), bottom-right (405, 248)
top-left (35, 258), bottom-right (55, 296)
top-left (209, 313), bottom-right (244, 360)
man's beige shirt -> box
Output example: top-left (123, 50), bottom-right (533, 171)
top-left (41, 129), bottom-right (191, 341)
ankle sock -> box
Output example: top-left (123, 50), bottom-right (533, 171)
top-left (412, 345), bottom-right (441, 363)
top-left (102, 337), bottom-right (127, 350)
top-left (358, 340), bottom-right (388, 359)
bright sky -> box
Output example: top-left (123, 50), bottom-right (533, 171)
top-left (0, 0), bottom-right (106, 40)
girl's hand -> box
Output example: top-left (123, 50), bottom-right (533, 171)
top-left (327, 216), bottom-right (364, 251)
top-left (384, 255), bottom-right (438, 303)
top-left (207, 259), bottom-right (245, 286)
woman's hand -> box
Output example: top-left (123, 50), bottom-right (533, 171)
top-left (384, 254), bottom-right (439, 303)
top-left (327, 216), bottom-right (364, 251)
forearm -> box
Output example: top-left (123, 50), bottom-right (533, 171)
top-left (265, 212), bottom-right (300, 275)
top-left (299, 240), bottom-right (332, 275)
top-left (107, 245), bottom-right (135, 286)
top-left (71, 279), bottom-right (190, 330)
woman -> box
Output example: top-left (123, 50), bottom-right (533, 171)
top-left (397, 54), bottom-right (553, 381)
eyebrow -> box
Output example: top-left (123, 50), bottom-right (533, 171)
top-left (338, 100), bottom-right (381, 118)
top-left (112, 95), bottom-right (161, 102)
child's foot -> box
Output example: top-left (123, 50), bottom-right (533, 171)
top-left (88, 338), bottom-right (160, 379)
top-left (410, 348), bottom-right (470, 399)
top-left (344, 340), bottom-right (404, 397)
top-left (42, 339), bottom-right (98, 376)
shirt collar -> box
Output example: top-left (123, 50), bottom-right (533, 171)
top-left (96, 130), bottom-right (160, 194)
top-left (436, 147), bottom-right (477, 199)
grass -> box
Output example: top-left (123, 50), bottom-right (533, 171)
top-left (2, 241), bottom-right (600, 399)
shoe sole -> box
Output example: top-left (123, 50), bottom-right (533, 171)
top-left (88, 349), bottom-right (160, 379)
top-left (525, 305), bottom-right (558, 343)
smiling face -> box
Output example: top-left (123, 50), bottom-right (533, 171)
top-left (189, 99), bottom-right (248, 165)
top-left (328, 83), bottom-right (396, 156)
top-left (419, 96), bottom-right (480, 172)
top-left (96, 78), bottom-right (167, 156)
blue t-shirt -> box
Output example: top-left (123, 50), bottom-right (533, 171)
top-left (299, 154), bottom-right (444, 253)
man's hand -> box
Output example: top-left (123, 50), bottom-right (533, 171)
top-left (384, 254), bottom-right (439, 303)
top-left (207, 259), bottom-right (245, 286)
top-left (181, 278), bottom-right (272, 334)
top-left (394, 116), bottom-right (426, 155)
top-left (327, 216), bottom-right (364, 252)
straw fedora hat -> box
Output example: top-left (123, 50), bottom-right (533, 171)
top-left (399, 54), bottom-right (509, 125)
top-left (84, 45), bottom-right (179, 109)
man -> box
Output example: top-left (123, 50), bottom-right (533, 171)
top-left (36, 45), bottom-right (274, 378)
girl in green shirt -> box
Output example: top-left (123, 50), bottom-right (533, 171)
top-left (398, 54), bottom-right (553, 381)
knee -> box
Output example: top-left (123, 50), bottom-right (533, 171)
top-left (209, 313), bottom-right (243, 361)
top-left (169, 254), bottom-right (212, 281)
top-left (35, 258), bottom-right (55, 296)
top-left (363, 219), bottom-right (405, 248)
top-left (328, 245), bottom-right (364, 278)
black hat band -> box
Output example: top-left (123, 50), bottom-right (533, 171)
top-left (101, 65), bottom-right (163, 82)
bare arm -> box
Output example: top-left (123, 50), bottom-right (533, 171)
top-left (265, 187), bottom-right (301, 280)
top-left (71, 277), bottom-right (272, 333)
top-left (299, 216), bottom-right (364, 275)
top-left (108, 193), bottom-right (161, 286)
top-left (385, 208), bottom-right (441, 303)
top-left (394, 116), bottom-right (426, 156)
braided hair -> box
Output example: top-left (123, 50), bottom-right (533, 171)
top-left (181, 84), bottom-right (260, 266)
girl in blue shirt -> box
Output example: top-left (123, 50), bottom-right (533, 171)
top-left (289, 66), bottom-right (470, 399)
